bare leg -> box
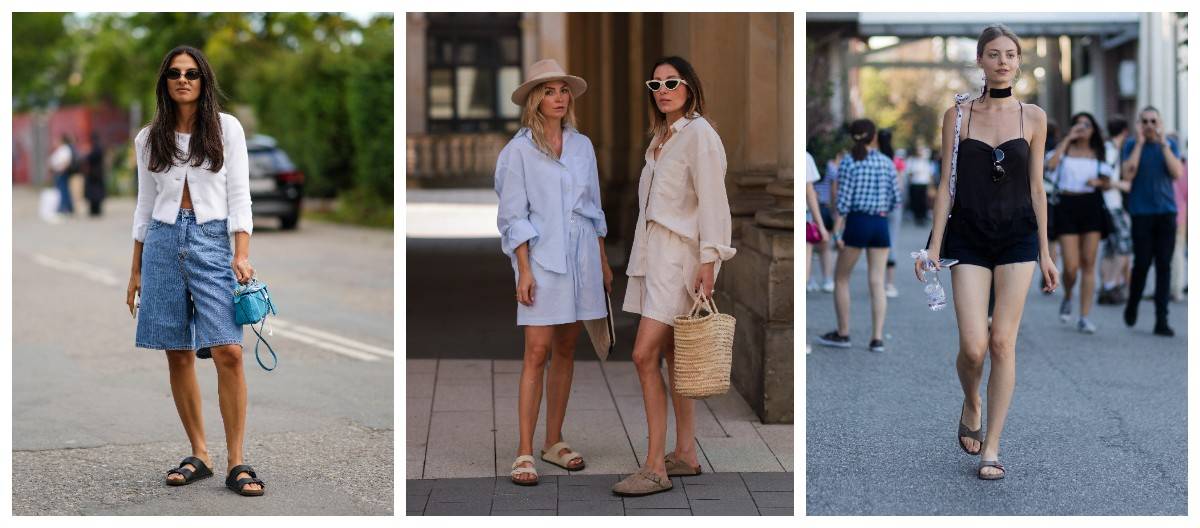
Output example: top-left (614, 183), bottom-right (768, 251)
top-left (631, 317), bottom-right (674, 480)
top-left (1080, 232), bottom-right (1102, 317)
top-left (210, 344), bottom-right (261, 492)
top-left (819, 238), bottom-right (835, 282)
top-left (663, 333), bottom-right (698, 468)
top-left (1058, 234), bottom-right (1080, 305)
top-left (164, 350), bottom-right (212, 483)
top-left (866, 247), bottom-right (889, 341)
top-left (543, 322), bottom-right (583, 467)
top-left (806, 243), bottom-right (814, 284)
top-left (951, 265), bottom-right (992, 454)
top-left (514, 325), bottom-right (554, 482)
top-left (979, 261), bottom-right (1036, 477)
top-left (833, 246), bottom-right (863, 336)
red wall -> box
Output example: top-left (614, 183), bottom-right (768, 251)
top-left (12, 104), bottom-right (131, 185)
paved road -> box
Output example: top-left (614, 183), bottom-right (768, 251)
top-left (12, 188), bottom-right (394, 515)
top-left (805, 215), bottom-right (1187, 515)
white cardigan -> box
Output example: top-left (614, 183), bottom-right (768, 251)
top-left (131, 112), bottom-right (253, 242)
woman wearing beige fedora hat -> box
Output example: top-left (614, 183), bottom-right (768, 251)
top-left (495, 59), bottom-right (613, 486)
top-left (612, 56), bottom-right (736, 496)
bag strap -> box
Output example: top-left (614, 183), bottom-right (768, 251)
top-left (947, 93), bottom-right (972, 215)
top-left (250, 319), bottom-right (278, 371)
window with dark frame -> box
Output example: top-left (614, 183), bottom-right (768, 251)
top-left (426, 13), bottom-right (523, 134)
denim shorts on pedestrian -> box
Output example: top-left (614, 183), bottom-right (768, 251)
top-left (842, 211), bottom-right (891, 248)
top-left (135, 209), bottom-right (242, 359)
top-left (943, 229), bottom-right (1039, 271)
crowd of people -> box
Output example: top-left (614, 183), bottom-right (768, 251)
top-left (806, 109), bottom-right (1188, 350)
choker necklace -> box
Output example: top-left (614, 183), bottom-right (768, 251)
top-left (989, 87), bottom-right (1013, 98)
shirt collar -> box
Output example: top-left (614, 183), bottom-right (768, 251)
top-left (670, 114), bottom-right (699, 133)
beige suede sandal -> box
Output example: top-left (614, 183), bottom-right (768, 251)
top-left (611, 468), bottom-right (673, 496)
top-left (510, 455), bottom-right (538, 486)
top-left (664, 453), bottom-right (702, 476)
top-left (540, 441), bottom-right (585, 471)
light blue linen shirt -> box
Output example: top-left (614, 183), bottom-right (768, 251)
top-left (495, 127), bottom-right (608, 274)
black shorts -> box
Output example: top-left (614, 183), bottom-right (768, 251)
top-left (1054, 191), bottom-right (1109, 236)
top-left (818, 204), bottom-right (834, 233)
top-left (943, 230), bottom-right (1040, 270)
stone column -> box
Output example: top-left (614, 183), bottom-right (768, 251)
top-left (406, 14), bottom-right (427, 136)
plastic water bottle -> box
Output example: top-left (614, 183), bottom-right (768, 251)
top-left (925, 267), bottom-right (948, 311)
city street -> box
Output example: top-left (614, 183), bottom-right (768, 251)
top-left (805, 215), bottom-right (1187, 515)
top-left (11, 188), bottom-right (394, 515)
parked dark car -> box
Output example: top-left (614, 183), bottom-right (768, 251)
top-left (246, 135), bottom-right (305, 230)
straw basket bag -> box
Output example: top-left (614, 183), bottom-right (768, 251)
top-left (672, 294), bottom-right (736, 399)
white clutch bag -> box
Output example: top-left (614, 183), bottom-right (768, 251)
top-left (583, 292), bottom-right (615, 361)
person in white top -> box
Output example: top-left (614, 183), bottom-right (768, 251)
top-left (906, 146), bottom-right (934, 225)
top-left (124, 46), bottom-right (263, 496)
top-left (1044, 112), bottom-right (1112, 333)
top-left (1098, 117), bottom-right (1133, 305)
top-left (614, 56), bottom-right (736, 497)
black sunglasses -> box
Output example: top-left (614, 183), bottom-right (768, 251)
top-left (165, 68), bottom-right (201, 81)
top-left (992, 148), bottom-right (1006, 183)
top-left (1141, 118), bottom-right (1158, 125)
top-left (645, 78), bottom-right (688, 92)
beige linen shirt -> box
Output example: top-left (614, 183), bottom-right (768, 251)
top-left (627, 115), bottom-right (736, 277)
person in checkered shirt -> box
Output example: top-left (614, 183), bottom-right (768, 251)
top-left (816, 118), bottom-right (901, 354)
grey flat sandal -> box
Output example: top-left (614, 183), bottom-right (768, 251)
top-left (978, 459), bottom-right (1006, 480)
top-left (664, 454), bottom-right (702, 476)
top-left (612, 468), bottom-right (673, 496)
top-left (957, 401), bottom-right (982, 456)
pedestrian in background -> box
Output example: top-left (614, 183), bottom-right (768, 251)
top-left (84, 131), bottom-right (108, 217)
top-left (878, 129), bottom-right (903, 298)
top-left (495, 59), bottom-right (611, 487)
top-left (1044, 112), bottom-right (1112, 333)
top-left (1121, 106), bottom-right (1182, 336)
top-left (618, 56), bottom-right (735, 496)
top-left (817, 118), bottom-right (901, 353)
top-left (918, 24), bottom-right (1058, 480)
top-left (808, 151), bottom-right (840, 293)
top-left (1168, 136), bottom-right (1187, 303)
top-left (1098, 116), bottom-right (1133, 305)
top-left (126, 45), bottom-right (262, 496)
top-left (48, 133), bottom-right (76, 215)
top-left (907, 146), bottom-right (935, 226)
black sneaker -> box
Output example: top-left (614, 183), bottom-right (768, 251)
top-left (816, 331), bottom-right (851, 348)
top-left (1154, 323), bottom-right (1175, 337)
top-left (868, 339), bottom-right (885, 353)
top-left (1124, 301), bottom-right (1138, 327)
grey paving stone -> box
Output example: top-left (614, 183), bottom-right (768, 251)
top-left (759, 507), bottom-right (793, 516)
top-left (558, 473), bottom-right (620, 487)
top-left (750, 491), bottom-right (794, 508)
top-left (689, 498), bottom-right (760, 516)
top-left (490, 493), bottom-right (558, 511)
top-left (621, 479), bottom-right (688, 509)
top-left (627, 508), bottom-right (692, 515)
top-left (558, 500), bottom-right (625, 515)
top-left (741, 472), bottom-right (794, 492)
top-left (406, 494), bottom-right (429, 512)
top-left (406, 479), bottom-right (435, 496)
top-left (406, 511), bottom-right (423, 516)
top-left (680, 472), bottom-right (745, 486)
top-left (683, 483), bottom-right (752, 501)
top-left (559, 482), bottom-right (623, 501)
top-left (493, 509), bottom-right (556, 516)
top-left (494, 476), bottom-right (558, 497)
top-left (423, 500), bottom-right (492, 515)
top-left (428, 477), bottom-right (494, 502)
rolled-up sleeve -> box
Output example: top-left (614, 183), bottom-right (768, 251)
top-left (131, 129), bottom-right (156, 242)
top-left (694, 146), bottom-right (736, 263)
top-left (587, 147), bottom-right (608, 238)
top-left (223, 115), bottom-right (254, 235)
top-left (495, 151), bottom-right (538, 256)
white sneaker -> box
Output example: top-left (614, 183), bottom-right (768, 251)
top-left (1078, 317), bottom-right (1097, 334)
top-left (886, 284), bottom-right (899, 298)
top-left (822, 279), bottom-right (835, 293)
top-left (806, 279), bottom-right (819, 292)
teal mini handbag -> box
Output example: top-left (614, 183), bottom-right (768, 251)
top-left (233, 278), bottom-right (278, 371)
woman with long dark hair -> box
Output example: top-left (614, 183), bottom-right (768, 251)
top-left (1045, 111), bottom-right (1113, 332)
top-left (615, 56), bottom-right (735, 496)
top-left (126, 45), bottom-right (263, 496)
top-left (917, 24), bottom-right (1058, 480)
top-left (816, 118), bottom-right (901, 353)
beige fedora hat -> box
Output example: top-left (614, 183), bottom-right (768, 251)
top-left (510, 59), bottom-right (588, 106)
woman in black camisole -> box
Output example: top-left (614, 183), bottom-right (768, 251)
top-left (917, 24), bottom-right (1059, 481)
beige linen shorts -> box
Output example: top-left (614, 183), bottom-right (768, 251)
top-left (623, 222), bottom-right (705, 327)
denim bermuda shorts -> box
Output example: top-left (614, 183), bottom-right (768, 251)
top-left (135, 209), bottom-right (242, 359)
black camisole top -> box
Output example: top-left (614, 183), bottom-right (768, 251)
top-left (947, 100), bottom-right (1038, 244)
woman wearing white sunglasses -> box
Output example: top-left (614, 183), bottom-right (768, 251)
top-left (614, 56), bottom-right (735, 496)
